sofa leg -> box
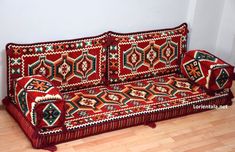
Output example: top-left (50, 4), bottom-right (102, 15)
top-left (145, 122), bottom-right (157, 128)
top-left (42, 145), bottom-right (57, 152)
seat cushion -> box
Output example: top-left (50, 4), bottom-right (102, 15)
top-left (57, 73), bottom-right (229, 130)
top-left (7, 73), bottom-right (231, 147)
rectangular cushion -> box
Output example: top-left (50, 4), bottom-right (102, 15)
top-left (6, 33), bottom-right (108, 98)
top-left (107, 23), bottom-right (188, 83)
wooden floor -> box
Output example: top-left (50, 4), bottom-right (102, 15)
top-left (0, 83), bottom-right (235, 152)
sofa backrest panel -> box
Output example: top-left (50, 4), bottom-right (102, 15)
top-left (6, 33), bottom-right (108, 98)
top-left (108, 23), bottom-right (188, 83)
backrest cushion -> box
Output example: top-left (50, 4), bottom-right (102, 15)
top-left (107, 23), bottom-right (188, 83)
top-left (6, 33), bottom-right (108, 98)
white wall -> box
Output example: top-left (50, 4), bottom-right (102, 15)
top-left (187, 0), bottom-right (235, 65)
top-left (187, 0), bottom-right (225, 53)
top-left (216, 0), bottom-right (235, 65)
top-left (0, 0), bottom-right (190, 104)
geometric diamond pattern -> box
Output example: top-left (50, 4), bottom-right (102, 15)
top-left (74, 50), bottom-right (96, 80)
top-left (17, 89), bottom-right (29, 116)
top-left (216, 69), bottom-right (229, 88)
top-left (97, 90), bottom-right (130, 106)
top-left (146, 82), bottom-right (176, 98)
top-left (183, 60), bottom-right (204, 82)
top-left (160, 38), bottom-right (178, 65)
top-left (123, 44), bottom-right (144, 72)
top-left (54, 54), bottom-right (74, 83)
top-left (144, 41), bottom-right (160, 69)
top-left (70, 93), bottom-right (104, 113)
top-left (43, 103), bottom-right (61, 126)
top-left (28, 56), bottom-right (54, 80)
top-left (25, 78), bottom-right (53, 93)
top-left (122, 85), bottom-right (154, 103)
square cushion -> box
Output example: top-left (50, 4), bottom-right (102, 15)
top-left (181, 50), bottom-right (234, 91)
top-left (6, 33), bottom-right (108, 98)
top-left (107, 23), bottom-right (188, 83)
top-left (15, 75), bottom-right (65, 128)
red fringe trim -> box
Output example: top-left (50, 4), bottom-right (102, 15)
top-left (2, 91), bottom-right (233, 149)
top-left (144, 122), bottom-right (157, 128)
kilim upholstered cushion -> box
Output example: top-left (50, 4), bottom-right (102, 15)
top-left (181, 50), bottom-right (234, 91)
top-left (107, 23), bottom-right (188, 83)
top-left (6, 33), bottom-right (108, 99)
top-left (15, 75), bottom-right (65, 128)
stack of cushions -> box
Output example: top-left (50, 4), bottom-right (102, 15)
top-left (181, 50), bottom-right (234, 91)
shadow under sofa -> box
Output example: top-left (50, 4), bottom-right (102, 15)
top-left (2, 23), bottom-right (234, 149)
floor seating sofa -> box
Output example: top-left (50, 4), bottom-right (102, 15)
top-left (2, 23), bottom-right (234, 150)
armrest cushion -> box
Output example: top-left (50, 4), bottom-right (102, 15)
top-left (14, 75), bottom-right (65, 129)
top-left (181, 50), bottom-right (234, 91)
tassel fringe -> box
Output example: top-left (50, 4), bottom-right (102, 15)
top-left (145, 122), bottom-right (157, 128)
top-left (42, 145), bottom-right (57, 152)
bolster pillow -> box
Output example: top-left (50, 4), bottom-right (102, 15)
top-left (180, 50), bottom-right (234, 91)
top-left (14, 75), bottom-right (65, 128)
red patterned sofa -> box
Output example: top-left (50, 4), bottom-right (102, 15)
top-left (2, 23), bottom-right (234, 149)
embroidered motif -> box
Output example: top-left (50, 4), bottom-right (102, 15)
top-left (123, 44), bottom-right (144, 72)
top-left (29, 56), bottom-right (54, 79)
top-left (54, 54), bottom-right (74, 83)
top-left (45, 45), bottom-right (54, 52)
top-left (97, 90), bottom-right (130, 106)
top-left (216, 69), bottom-right (229, 88)
top-left (11, 68), bottom-right (21, 74)
top-left (11, 58), bottom-right (21, 65)
top-left (35, 47), bottom-right (43, 53)
top-left (159, 38), bottom-right (178, 65)
top-left (43, 103), bottom-right (61, 126)
top-left (74, 50), bottom-right (96, 81)
top-left (183, 60), bottom-right (204, 82)
top-left (25, 78), bottom-right (53, 93)
top-left (17, 89), bottom-right (29, 116)
top-left (144, 41), bottom-right (160, 69)
top-left (70, 93), bottom-right (104, 112)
